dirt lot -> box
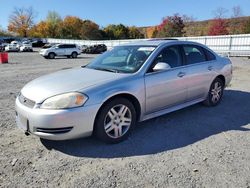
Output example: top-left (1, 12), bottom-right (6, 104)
top-left (0, 50), bottom-right (249, 188)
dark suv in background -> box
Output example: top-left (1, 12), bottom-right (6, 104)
top-left (83, 44), bottom-right (107, 54)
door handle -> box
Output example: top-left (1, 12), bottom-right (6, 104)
top-left (177, 72), bottom-right (186, 77)
top-left (208, 66), bottom-right (213, 71)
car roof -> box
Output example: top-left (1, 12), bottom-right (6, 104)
top-left (119, 39), bottom-right (204, 47)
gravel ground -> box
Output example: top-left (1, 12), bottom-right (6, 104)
top-left (0, 50), bottom-right (250, 188)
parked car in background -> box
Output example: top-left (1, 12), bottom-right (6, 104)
top-left (32, 39), bottom-right (46, 47)
top-left (84, 44), bottom-right (107, 54)
top-left (1, 37), bottom-right (17, 44)
top-left (20, 41), bottom-right (33, 52)
top-left (0, 40), bottom-right (5, 52)
top-left (39, 44), bottom-right (81, 59)
top-left (16, 40), bottom-right (232, 143)
top-left (11, 41), bottom-right (22, 48)
top-left (80, 45), bottom-right (88, 53)
top-left (0, 44), bottom-right (4, 52)
top-left (5, 43), bottom-right (20, 52)
top-left (41, 43), bottom-right (58, 49)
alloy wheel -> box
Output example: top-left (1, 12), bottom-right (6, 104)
top-left (104, 104), bottom-right (132, 139)
top-left (211, 81), bottom-right (222, 104)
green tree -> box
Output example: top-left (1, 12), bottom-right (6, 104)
top-left (46, 11), bottom-right (62, 38)
top-left (104, 24), bottom-right (129, 39)
top-left (243, 18), bottom-right (250, 33)
top-left (104, 24), bottom-right (116, 39)
top-left (128, 26), bottom-right (144, 39)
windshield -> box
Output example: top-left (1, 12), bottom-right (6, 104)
top-left (86, 45), bottom-right (156, 73)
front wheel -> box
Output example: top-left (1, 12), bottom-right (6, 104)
top-left (203, 77), bottom-right (224, 106)
top-left (94, 98), bottom-right (136, 144)
top-left (71, 52), bottom-right (78, 58)
top-left (48, 52), bottom-right (55, 59)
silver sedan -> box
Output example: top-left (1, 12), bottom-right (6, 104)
top-left (15, 40), bottom-right (232, 143)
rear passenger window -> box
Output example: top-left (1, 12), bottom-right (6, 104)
top-left (184, 45), bottom-right (206, 64)
top-left (204, 49), bottom-right (216, 61)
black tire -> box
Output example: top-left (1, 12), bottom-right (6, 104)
top-left (94, 97), bottom-right (136, 144)
top-left (203, 77), bottom-right (224, 106)
top-left (71, 52), bottom-right (78, 58)
top-left (48, 52), bottom-right (55, 59)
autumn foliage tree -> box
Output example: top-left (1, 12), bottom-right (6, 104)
top-left (60, 16), bottom-right (84, 39)
top-left (8, 7), bottom-right (35, 37)
top-left (208, 18), bottom-right (229, 36)
top-left (81, 20), bottom-right (102, 40)
top-left (157, 14), bottom-right (185, 37)
top-left (29, 21), bottom-right (48, 37)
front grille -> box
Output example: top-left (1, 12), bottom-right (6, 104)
top-left (18, 94), bottom-right (36, 108)
top-left (36, 127), bottom-right (73, 134)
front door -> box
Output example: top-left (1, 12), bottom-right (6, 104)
top-left (145, 45), bottom-right (188, 114)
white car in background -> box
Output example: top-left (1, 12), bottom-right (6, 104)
top-left (11, 41), bottom-right (22, 47)
top-left (5, 41), bottom-right (20, 52)
top-left (39, 44), bottom-right (81, 59)
top-left (20, 41), bottom-right (33, 52)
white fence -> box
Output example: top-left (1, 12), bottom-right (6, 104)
top-left (46, 34), bottom-right (250, 56)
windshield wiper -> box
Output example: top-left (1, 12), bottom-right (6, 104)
top-left (92, 67), bottom-right (120, 73)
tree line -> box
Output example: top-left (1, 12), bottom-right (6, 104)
top-left (148, 6), bottom-right (250, 38)
top-left (6, 8), bottom-right (144, 40)
top-left (2, 6), bottom-right (250, 40)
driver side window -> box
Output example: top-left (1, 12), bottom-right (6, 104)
top-left (149, 46), bottom-right (182, 72)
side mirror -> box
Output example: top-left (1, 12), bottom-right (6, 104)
top-left (153, 62), bottom-right (171, 72)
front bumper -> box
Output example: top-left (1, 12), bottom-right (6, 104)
top-left (15, 97), bottom-right (101, 140)
top-left (39, 51), bottom-right (48, 56)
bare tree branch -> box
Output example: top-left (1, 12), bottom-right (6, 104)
top-left (232, 6), bottom-right (243, 18)
top-left (8, 7), bottom-right (36, 37)
top-left (213, 7), bottom-right (228, 19)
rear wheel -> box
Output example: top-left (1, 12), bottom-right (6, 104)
top-left (94, 98), bottom-right (136, 144)
top-left (71, 52), bottom-right (78, 58)
top-left (203, 77), bottom-right (224, 106)
top-left (48, 52), bottom-right (55, 59)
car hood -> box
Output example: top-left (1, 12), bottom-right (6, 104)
top-left (21, 67), bottom-right (127, 103)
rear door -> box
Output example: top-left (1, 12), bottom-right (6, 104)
top-left (182, 45), bottom-right (217, 101)
top-left (56, 44), bottom-right (66, 55)
top-left (66, 44), bottom-right (75, 55)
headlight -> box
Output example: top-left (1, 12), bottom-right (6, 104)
top-left (40, 92), bottom-right (88, 109)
